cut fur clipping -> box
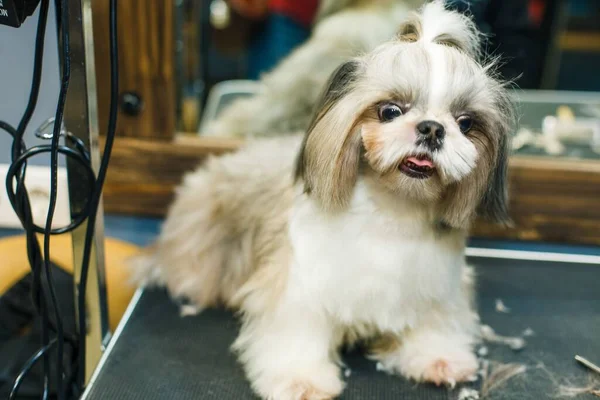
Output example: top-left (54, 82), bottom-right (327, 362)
top-left (454, 359), bottom-right (527, 399)
top-left (481, 362), bottom-right (528, 397)
top-left (536, 361), bottom-right (600, 399)
top-left (458, 387), bottom-right (480, 400)
top-left (473, 329), bottom-right (600, 399)
top-left (465, 358), bottom-right (600, 399)
top-left (558, 380), bottom-right (600, 398)
top-left (480, 324), bottom-right (526, 351)
top-left (494, 299), bottom-right (511, 313)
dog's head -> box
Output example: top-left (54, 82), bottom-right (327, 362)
top-left (295, 1), bottom-right (514, 230)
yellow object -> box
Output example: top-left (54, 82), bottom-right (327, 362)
top-left (556, 105), bottom-right (575, 122)
top-left (0, 234), bottom-right (140, 331)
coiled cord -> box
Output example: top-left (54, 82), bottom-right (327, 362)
top-left (1, 0), bottom-right (119, 397)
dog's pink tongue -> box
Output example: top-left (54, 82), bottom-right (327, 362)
top-left (406, 156), bottom-right (433, 168)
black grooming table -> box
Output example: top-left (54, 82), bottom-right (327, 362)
top-left (84, 255), bottom-right (600, 399)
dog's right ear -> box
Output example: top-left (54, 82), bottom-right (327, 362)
top-left (294, 60), bottom-right (365, 211)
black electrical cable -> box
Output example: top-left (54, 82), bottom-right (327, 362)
top-left (14, 0), bottom-right (49, 348)
top-left (1, 1), bottom-right (53, 399)
top-left (8, 339), bottom-right (58, 400)
top-left (1, 0), bottom-right (119, 397)
top-left (12, 0), bottom-right (49, 155)
top-left (45, 0), bottom-right (71, 396)
top-left (5, 139), bottom-right (95, 236)
top-left (76, 0), bottom-right (119, 388)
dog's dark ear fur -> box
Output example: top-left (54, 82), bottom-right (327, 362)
top-left (477, 127), bottom-right (512, 225)
top-left (440, 92), bottom-right (514, 230)
top-left (476, 84), bottom-right (515, 227)
top-left (302, 60), bottom-right (360, 138)
top-left (294, 60), bottom-right (363, 211)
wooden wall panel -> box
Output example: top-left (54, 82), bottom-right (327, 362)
top-left (92, 0), bottom-right (176, 139)
top-left (102, 136), bottom-right (243, 215)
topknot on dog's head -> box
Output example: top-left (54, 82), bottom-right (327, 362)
top-left (398, 1), bottom-right (482, 59)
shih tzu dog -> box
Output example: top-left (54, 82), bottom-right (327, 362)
top-left (132, 2), bottom-right (514, 399)
top-left (203, 0), bottom-right (424, 137)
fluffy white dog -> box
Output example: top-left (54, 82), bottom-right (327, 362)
top-left (133, 2), bottom-right (514, 399)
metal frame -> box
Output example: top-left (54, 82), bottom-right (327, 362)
top-left (62, 0), bottom-right (109, 385)
top-left (80, 289), bottom-right (144, 400)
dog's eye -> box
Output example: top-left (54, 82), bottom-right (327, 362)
top-left (457, 115), bottom-right (473, 134)
top-left (378, 103), bottom-right (403, 122)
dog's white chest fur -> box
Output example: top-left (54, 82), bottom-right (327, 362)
top-left (289, 179), bottom-right (465, 333)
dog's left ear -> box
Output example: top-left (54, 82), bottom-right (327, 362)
top-left (477, 128), bottom-right (511, 225)
top-left (295, 60), bottom-right (369, 211)
top-left (439, 113), bottom-right (513, 230)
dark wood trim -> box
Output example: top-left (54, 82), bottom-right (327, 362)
top-left (102, 136), bottom-right (600, 246)
top-left (92, 0), bottom-right (176, 139)
top-left (101, 136), bottom-right (242, 215)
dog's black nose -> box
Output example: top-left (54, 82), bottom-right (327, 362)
top-left (416, 120), bottom-right (445, 139)
top-left (416, 120), bottom-right (445, 150)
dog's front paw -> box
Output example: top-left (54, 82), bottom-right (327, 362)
top-left (255, 363), bottom-right (344, 400)
top-left (373, 331), bottom-right (478, 387)
top-left (418, 352), bottom-right (478, 386)
top-left (270, 380), bottom-right (341, 400)
top-left (397, 347), bottom-right (478, 386)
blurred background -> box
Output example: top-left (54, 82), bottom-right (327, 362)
top-left (81, 0), bottom-right (600, 247)
top-left (170, 0), bottom-right (600, 132)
